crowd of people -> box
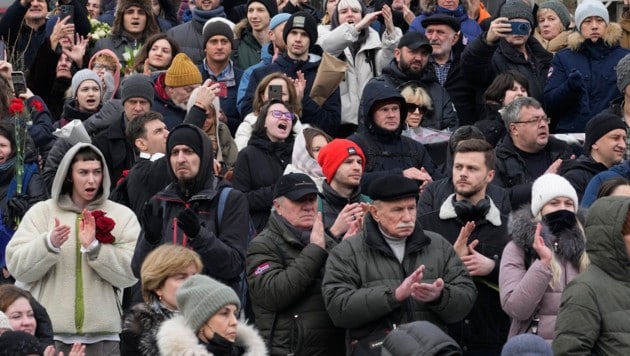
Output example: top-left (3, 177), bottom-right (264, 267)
top-left (0, 0), bottom-right (630, 355)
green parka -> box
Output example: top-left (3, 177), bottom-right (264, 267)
top-left (553, 196), bottom-right (630, 355)
top-left (246, 211), bottom-right (345, 356)
top-left (322, 214), bottom-right (477, 354)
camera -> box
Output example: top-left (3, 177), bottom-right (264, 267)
top-left (509, 21), bottom-right (531, 35)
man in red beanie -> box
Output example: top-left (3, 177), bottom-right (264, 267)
top-left (317, 139), bottom-right (372, 240)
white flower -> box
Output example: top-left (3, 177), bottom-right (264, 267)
top-left (122, 52), bottom-right (131, 61)
top-left (96, 29), bottom-right (107, 38)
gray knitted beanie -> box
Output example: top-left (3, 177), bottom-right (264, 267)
top-left (538, 1), bottom-right (571, 30)
top-left (176, 274), bottom-right (241, 332)
top-left (71, 69), bottom-right (102, 99)
top-left (616, 54), bottom-right (630, 93)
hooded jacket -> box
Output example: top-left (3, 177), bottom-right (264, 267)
top-left (348, 78), bottom-right (439, 192)
top-left (500, 204), bottom-right (584, 343)
top-left (88, 49), bottom-right (122, 101)
top-left (544, 23), bottom-right (630, 133)
top-left (559, 155), bottom-right (609, 201)
top-left (553, 197), bottom-right (630, 355)
top-left (233, 24), bottom-right (264, 71)
top-left (157, 315), bottom-right (267, 356)
top-left (581, 161), bottom-right (630, 208)
top-left (6, 143), bottom-right (139, 336)
top-left (131, 125), bottom-right (250, 295)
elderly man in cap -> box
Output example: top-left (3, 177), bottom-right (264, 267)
top-left (132, 124), bottom-right (251, 298)
top-left (322, 175), bottom-right (476, 356)
top-left (152, 53), bottom-right (203, 129)
top-left (246, 173), bottom-right (345, 356)
top-left (378, 30), bottom-right (458, 130)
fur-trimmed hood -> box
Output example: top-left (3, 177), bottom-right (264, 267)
top-left (567, 22), bottom-right (623, 51)
top-left (438, 194), bottom-right (502, 226)
top-left (508, 204), bottom-right (586, 265)
top-left (157, 315), bottom-right (268, 356)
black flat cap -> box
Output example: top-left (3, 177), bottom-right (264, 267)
top-left (369, 176), bottom-right (420, 201)
top-left (421, 14), bottom-right (461, 32)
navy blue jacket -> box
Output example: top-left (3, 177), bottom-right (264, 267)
top-left (198, 62), bottom-right (243, 135)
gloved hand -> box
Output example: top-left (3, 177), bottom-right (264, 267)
top-left (142, 200), bottom-right (163, 244)
top-left (567, 69), bottom-right (584, 91)
top-left (4, 194), bottom-right (29, 229)
top-left (177, 203), bottom-right (201, 238)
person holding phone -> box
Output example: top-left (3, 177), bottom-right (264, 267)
top-left (544, 0), bottom-right (630, 133)
top-left (460, 0), bottom-right (552, 105)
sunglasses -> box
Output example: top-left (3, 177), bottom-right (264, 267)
top-left (406, 103), bottom-right (428, 114)
top-left (270, 110), bottom-right (295, 120)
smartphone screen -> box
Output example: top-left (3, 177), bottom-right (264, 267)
top-left (268, 85), bottom-right (283, 101)
top-left (217, 82), bottom-right (228, 98)
top-left (11, 71), bottom-right (27, 96)
top-left (59, 4), bottom-right (74, 24)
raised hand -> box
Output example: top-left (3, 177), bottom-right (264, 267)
top-left (310, 212), bottom-right (326, 249)
top-left (461, 239), bottom-right (495, 276)
top-left (292, 71), bottom-right (306, 101)
top-left (395, 265), bottom-right (425, 301)
top-left (486, 17), bottom-right (512, 44)
top-left (330, 202), bottom-right (364, 238)
top-left (532, 222), bottom-right (552, 267)
top-left (51, 217), bottom-right (71, 248)
top-left (62, 33), bottom-right (89, 67)
top-left (453, 221), bottom-right (475, 258)
top-left (79, 209), bottom-right (96, 248)
top-left (382, 5), bottom-right (395, 35)
top-left (411, 277), bottom-right (444, 302)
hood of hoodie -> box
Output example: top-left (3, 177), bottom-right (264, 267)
top-left (88, 49), bottom-right (121, 97)
top-left (585, 196), bottom-right (630, 282)
top-left (51, 143), bottom-right (111, 212)
top-left (165, 124), bottom-right (215, 198)
top-left (358, 78), bottom-right (407, 139)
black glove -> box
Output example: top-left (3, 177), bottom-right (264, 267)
top-left (142, 200), bottom-right (163, 244)
top-left (567, 69), bottom-right (584, 91)
top-left (177, 204), bottom-right (201, 238)
top-left (4, 194), bottom-right (29, 229)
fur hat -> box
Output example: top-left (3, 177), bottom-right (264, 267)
top-left (575, 0), bottom-right (609, 29)
top-left (317, 139), bottom-right (365, 183)
top-left (616, 53), bottom-right (630, 93)
top-left (202, 19), bottom-right (235, 48)
top-left (176, 274), bottom-right (240, 332)
top-left (70, 69), bottom-right (102, 99)
top-left (531, 174), bottom-right (578, 216)
top-left (112, 0), bottom-right (159, 36)
top-left (583, 112), bottom-right (627, 154)
top-left (283, 11), bottom-right (318, 50)
top-left (369, 176), bottom-right (419, 201)
top-left (165, 53), bottom-right (202, 87)
top-left (538, 1), bottom-right (571, 30)
top-left (247, 0), bottom-right (278, 18)
top-left (500, 0), bottom-right (534, 25)
top-left (121, 75), bottom-right (154, 104)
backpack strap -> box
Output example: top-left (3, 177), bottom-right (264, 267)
top-left (217, 186), bottom-right (232, 224)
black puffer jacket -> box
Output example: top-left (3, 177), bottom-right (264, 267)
top-left (381, 321), bottom-right (462, 356)
top-left (349, 78), bottom-right (439, 192)
top-left (559, 155), bottom-right (609, 201)
top-left (246, 212), bottom-right (345, 356)
top-left (232, 135), bottom-right (292, 233)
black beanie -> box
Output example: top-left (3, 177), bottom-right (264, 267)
top-left (583, 112), bottom-right (627, 154)
top-left (121, 75), bottom-right (154, 104)
top-left (0, 331), bottom-right (43, 355)
top-left (247, 0), bottom-right (278, 18)
top-left (283, 11), bottom-right (318, 50)
top-left (167, 124), bottom-right (205, 158)
top-left (202, 20), bottom-right (235, 48)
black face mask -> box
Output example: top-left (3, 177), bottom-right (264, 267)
top-left (206, 332), bottom-right (235, 355)
top-left (543, 209), bottom-right (577, 235)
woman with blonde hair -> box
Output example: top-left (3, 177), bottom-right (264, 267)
top-left (534, 1), bottom-right (573, 53)
top-left (500, 173), bottom-right (589, 343)
top-left (399, 82), bottom-right (434, 130)
top-left (235, 72), bottom-right (302, 151)
top-left (120, 245), bottom-right (203, 356)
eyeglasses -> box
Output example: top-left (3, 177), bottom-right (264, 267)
top-left (407, 103), bottom-right (428, 114)
top-left (513, 117), bottom-right (550, 125)
top-left (92, 63), bottom-right (115, 72)
top-left (270, 110), bottom-right (294, 120)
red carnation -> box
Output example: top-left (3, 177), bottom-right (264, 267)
top-left (91, 210), bottom-right (106, 219)
top-left (91, 210), bottom-right (116, 244)
top-left (31, 99), bottom-right (44, 112)
top-left (95, 215), bottom-right (115, 233)
top-left (9, 98), bottom-right (24, 115)
top-left (95, 231), bottom-right (115, 244)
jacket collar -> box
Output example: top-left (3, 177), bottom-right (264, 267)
top-left (363, 214), bottom-right (431, 257)
top-left (438, 193), bottom-right (502, 226)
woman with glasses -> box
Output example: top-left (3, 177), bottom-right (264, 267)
top-left (235, 72), bottom-right (303, 151)
top-left (88, 50), bottom-right (122, 101)
top-left (232, 99), bottom-right (296, 233)
top-left (399, 82), bottom-right (434, 130)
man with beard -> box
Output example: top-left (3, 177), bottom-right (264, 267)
top-left (132, 124), bottom-right (251, 298)
top-left (152, 53), bottom-right (202, 129)
top-left (493, 97), bottom-right (572, 210)
top-left (242, 11), bottom-right (342, 137)
top-left (322, 175), bottom-right (476, 356)
top-left (419, 138), bottom-right (510, 354)
top-left (377, 30), bottom-right (458, 131)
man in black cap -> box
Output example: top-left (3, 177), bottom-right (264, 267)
top-left (246, 173), bottom-right (345, 356)
top-left (422, 14), bottom-right (481, 126)
top-left (241, 11), bottom-right (342, 137)
top-left (378, 30), bottom-right (459, 131)
top-left (322, 175), bottom-right (476, 356)
top-left (132, 123), bottom-right (251, 299)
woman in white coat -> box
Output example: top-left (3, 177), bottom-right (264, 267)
top-left (317, 0), bottom-right (402, 130)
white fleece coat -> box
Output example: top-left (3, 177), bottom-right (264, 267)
top-left (157, 315), bottom-right (268, 356)
top-left (6, 143), bottom-right (139, 335)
